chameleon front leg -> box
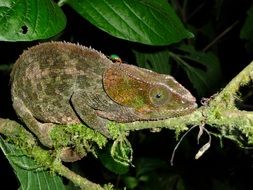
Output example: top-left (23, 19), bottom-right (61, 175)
top-left (70, 90), bottom-right (111, 138)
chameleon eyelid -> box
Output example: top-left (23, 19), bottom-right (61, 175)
top-left (149, 85), bottom-right (171, 106)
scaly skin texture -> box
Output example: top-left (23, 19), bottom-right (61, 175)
top-left (11, 42), bottom-right (197, 154)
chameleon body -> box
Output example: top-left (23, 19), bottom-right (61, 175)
top-left (11, 42), bottom-right (197, 149)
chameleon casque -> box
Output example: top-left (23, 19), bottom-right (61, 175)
top-left (11, 42), bottom-right (197, 154)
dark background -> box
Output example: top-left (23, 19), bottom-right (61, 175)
top-left (1, 0), bottom-right (253, 189)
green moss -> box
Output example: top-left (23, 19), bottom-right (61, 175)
top-left (50, 124), bottom-right (108, 157)
top-left (236, 118), bottom-right (253, 145)
top-left (5, 131), bottom-right (56, 171)
top-left (103, 183), bottom-right (114, 190)
top-left (30, 147), bottom-right (56, 167)
top-left (107, 122), bottom-right (128, 139)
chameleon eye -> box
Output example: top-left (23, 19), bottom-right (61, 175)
top-left (149, 85), bottom-right (170, 106)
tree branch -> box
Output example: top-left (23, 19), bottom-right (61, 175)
top-left (0, 119), bottom-right (105, 190)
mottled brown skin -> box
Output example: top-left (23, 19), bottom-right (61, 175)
top-left (11, 42), bottom-right (197, 152)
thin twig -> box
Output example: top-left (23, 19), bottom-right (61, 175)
top-left (203, 21), bottom-right (239, 52)
top-left (185, 3), bottom-right (204, 22)
top-left (170, 125), bottom-right (198, 166)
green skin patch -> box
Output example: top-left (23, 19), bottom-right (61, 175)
top-left (109, 54), bottom-right (122, 63)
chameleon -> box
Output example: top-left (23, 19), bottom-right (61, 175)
top-left (11, 42), bottom-right (197, 152)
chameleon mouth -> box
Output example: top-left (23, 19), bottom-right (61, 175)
top-left (138, 102), bottom-right (198, 121)
top-left (184, 95), bottom-right (196, 103)
top-left (179, 102), bottom-right (198, 113)
top-left (169, 102), bottom-right (198, 117)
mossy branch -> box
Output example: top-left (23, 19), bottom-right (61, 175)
top-left (1, 61), bottom-right (253, 189)
top-left (0, 119), bottom-right (106, 190)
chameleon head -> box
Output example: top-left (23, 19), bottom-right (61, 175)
top-left (103, 63), bottom-right (197, 120)
top-left (146, 76), bottom-right (197, 118)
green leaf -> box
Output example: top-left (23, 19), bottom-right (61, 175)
top-left (0, 64), bottom-right (12, 72)
top-left (0, 137), bottom-right (66, 190)
top-left (240, 5), bottom-right (253, 41)
top-left (240, 5), bottom-right (253, 51)
top-left (0, 0), bottom-right (66, 41)
top-left (133, 48), bottom-right (171, 74)
top-left (123, 176), bottom-right (139, 189)
top-left (171, 45), bottom-right (222, 97)
top-left (98, 143), bottom-right (130, 175)
top-left (65, 0), bottom-right (193, 45)
top-left (135, 158), bottom-right (167, 178)
top-left (98, 134), bottom-right (133, 175)
top-left (111, 135), bottom-right (133, 166)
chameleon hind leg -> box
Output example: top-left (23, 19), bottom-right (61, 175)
top-left (12, 97), bottom-right (54, 147)
top-left (13, 97), bottom-right (85, 162)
